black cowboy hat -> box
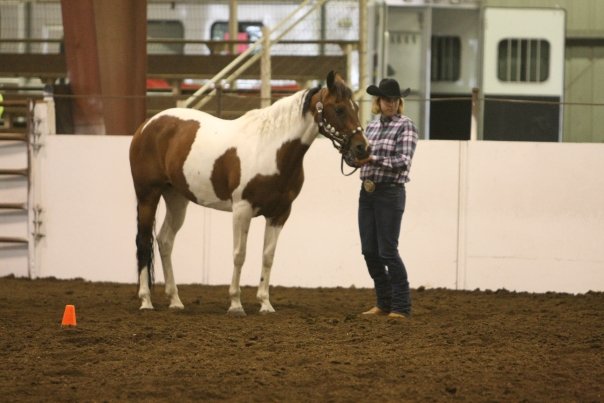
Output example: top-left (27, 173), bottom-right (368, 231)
top-left (366, 78), bottom-right (411, 98)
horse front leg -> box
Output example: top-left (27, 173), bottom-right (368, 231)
top-left (228, 202), bottom-right (253, 316)
top-left (257, 220), bottom-right (284, 314)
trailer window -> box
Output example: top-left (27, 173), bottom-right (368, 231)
top-left (147, 20), bottom-right (184, 55)
top-left (211, 21), bottom-right (263, 54)
top-left (497, 39), bottom-right (550, 82)
top-left (431, 36), bottom-right (461, 82)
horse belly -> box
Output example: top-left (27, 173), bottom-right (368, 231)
top-left (181, 134), bottom-right (240, 210)
top-left (197, 198), bottom-right (233, 212)
top-left (181, 159), bottom-right (231, 208)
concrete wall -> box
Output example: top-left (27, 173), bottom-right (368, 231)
top-left (1, 135), bottom-right (603, 294)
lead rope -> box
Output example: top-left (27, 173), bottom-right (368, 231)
top-left (340, 155), bottom-right (358, 176)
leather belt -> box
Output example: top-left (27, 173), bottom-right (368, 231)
top-left (362, 179), bottom-right (403, 193)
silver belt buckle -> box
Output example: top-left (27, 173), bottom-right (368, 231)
top-left (363, 179), bottom-right (375, 193)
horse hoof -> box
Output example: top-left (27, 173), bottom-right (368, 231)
top-left (139, 304), bottom-right (154, 310)
top-left (259, 310), bottom-right (275, 315)
top-left (169, 298), bottom-right (184, 309)
top-left (227, 308), bottom-right (246, 317)
top-left (259, 306), bottom-right (276, 314)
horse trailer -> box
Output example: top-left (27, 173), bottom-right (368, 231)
top-left (366, 1), bottom-right (565, 141)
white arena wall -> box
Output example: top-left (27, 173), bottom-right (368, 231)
top-left (1, 135), bottom-right (603, 294)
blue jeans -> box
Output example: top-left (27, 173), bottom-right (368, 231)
top-left (358, 185), bottom-right (411, 315)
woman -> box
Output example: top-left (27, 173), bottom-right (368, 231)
top-left (355, 78), bottom-right (419, 319)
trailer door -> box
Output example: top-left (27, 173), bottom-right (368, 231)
top-left (381, 5), bottom-right (430, 136)
top-left (429, 8), bottom-right (480, 140)
top-left (481, 7), bottom-right (565, 141)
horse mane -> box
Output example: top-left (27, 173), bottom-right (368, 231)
top-left (235, 79), bottom-right (349, 138)
top-left (235, 89), bottom-right (310, 138)
top-left (302, 86), bottom-right (322, 116)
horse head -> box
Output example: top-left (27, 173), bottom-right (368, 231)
top-left (308, 71), bottom-right (370, 162)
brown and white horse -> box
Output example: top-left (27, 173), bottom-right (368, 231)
top-left (129, 71), bottom-right (369, 315)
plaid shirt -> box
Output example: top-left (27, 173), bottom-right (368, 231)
top-left (360, 114), bottom-right (419, 184)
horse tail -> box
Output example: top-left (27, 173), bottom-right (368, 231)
top-left (131, 120), bottom-right (160, 292)
top-left (135, 201), bottom-right (156, 289)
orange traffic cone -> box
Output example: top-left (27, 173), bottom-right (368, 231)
top-left (61, 304), bottom-right (77, 327)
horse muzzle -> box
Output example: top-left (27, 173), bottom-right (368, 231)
top-left (354, 143), bottom-right (371, 160)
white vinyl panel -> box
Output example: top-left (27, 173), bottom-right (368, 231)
top-left (6, 135), bottom-right (603, 294)
top-left (464, 141), bottom-right (604, 293)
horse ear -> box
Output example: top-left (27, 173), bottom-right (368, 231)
top-left (326, 71), bottom-right (336, 91)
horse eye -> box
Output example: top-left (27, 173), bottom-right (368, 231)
top-left (335, 107), bottom-right (345, 115)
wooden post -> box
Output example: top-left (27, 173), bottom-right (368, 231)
top-left (260, 26), bottom-right (271, 108)
top-left (93, 0), bottom-right (147, 135)
top-left (216, 85), bottom-right (223, 118)
top-left (344, 43), bottom-right (353, 85)
top-left (229, 0), bottom-right (238, 55)
top-left (470, 87), bottom-right (480, 141)
top-left (358, 0), bottom-right (369, 125)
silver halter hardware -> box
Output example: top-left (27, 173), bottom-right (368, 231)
top-left (315, 100), bottom-right (364, 176)
top-left (315, 101), bottom-right (363, 153)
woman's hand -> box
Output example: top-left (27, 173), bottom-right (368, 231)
top-left (354, 156), bottom-right (373, 167)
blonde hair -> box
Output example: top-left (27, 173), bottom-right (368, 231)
top-left (371, 96), bottom-right (404, 115)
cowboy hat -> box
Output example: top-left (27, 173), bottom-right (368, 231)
top-left (366, 78), bottom-right (411, 98)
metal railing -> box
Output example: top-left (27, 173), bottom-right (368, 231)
top-left (183, 0), bottom-right (332, 110)
top-left (0, 99), bottom-right (32, 246)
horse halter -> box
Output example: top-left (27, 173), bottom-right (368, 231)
top-left (314, 101), bottom-right (363, 155)
top-left (315, 100), bottom-right (364, 176)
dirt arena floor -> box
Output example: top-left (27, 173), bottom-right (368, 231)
top-left (0, 275), bottom-right (602, 402)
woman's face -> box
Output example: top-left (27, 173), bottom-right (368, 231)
top-left (379, 97), bottom-right (400, 118)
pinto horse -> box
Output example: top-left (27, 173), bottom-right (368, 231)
top-left (129, 71), bottom-right (369, 315)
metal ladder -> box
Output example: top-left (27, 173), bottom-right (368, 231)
top-left (0, 99), bottom-right (34, 274)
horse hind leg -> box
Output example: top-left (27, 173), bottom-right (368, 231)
top-left (257, 219), bottom-right (284, 314)
top-left (135, 189), bottom-right (162, 310)
top-left (157, 188), bottom-right (189, 309)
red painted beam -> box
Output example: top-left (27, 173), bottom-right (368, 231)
top-left (93, 0), bottom-right (147, 135)
top-left (60, 0), bottom-right (104, 134)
